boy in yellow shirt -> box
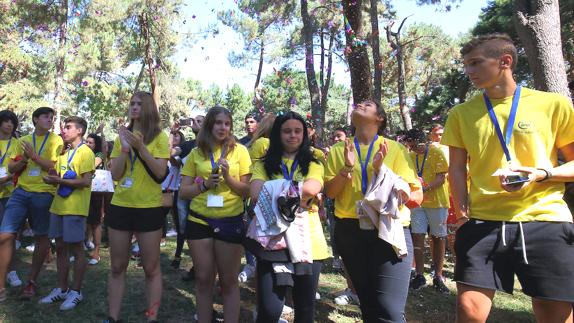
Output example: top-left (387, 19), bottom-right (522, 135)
top-left (405, 129), bottom-right (450, 293)
top-left (39, 116), bottom-right (95, 310)
top-left (443, 34), bottom-right (574, 322)
top-left (0, 107), bottom-right (64, 302)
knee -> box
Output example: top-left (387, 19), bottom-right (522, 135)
top-left (110, 262), bottom-right (128, 277)
top-left (0, 233), bottom-right (14, 246)
top-left (219, 277), bottom-right (238, 295)
top-left (55, 242), bottom-right (66, 254)
top-left (143, 262), bottom-right (161, 280)
top-left (456, 296), bottom-right (485, 322)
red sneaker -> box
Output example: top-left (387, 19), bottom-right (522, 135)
top-left (20, 281), bottom-right (37, 300)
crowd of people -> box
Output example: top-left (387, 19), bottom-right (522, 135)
top-left (0, 33), bottom-right (573, 323)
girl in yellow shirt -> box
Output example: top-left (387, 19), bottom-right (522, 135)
top-left (106, 92), bottom-right (170, 323)
top-left (249, 111), bottom-right (326, 323)
top-left (325, 100), bottom-right (423, 322)
top-left (180, 106), bottom-right (251, 323)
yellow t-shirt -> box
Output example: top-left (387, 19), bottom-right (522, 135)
top-left (248, 137), bottom-right (269, 161)
top-left (442, 87), bottom-right (574, 222)
top-left (50, 144), bottom-right (95, 216)
top-left (0, 137), bottom-right (18, 199)
top-left (11, 133), bottom-right (64, 194)
top-left (311, 147), bottom-right (326, 164)
top-left (409, 145), bottom-right (450, 208)
top-left (110, 132), bottom-right (170, 208)
top-left (325, 137), bottom-right (421, 226)
top-left (251, 159), bottom-right (329, 260)
top-left (182, 144), bottom-right (252, 223)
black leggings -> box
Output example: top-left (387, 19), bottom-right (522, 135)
top-left (335, 218), bottom-right (413, 323)
top-left (256, 259), bottom-right (322, 323)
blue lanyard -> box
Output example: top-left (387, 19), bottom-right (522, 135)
top-left (66, 143), bottom-right (83, 169)
top-left (0, 137), bottom-right (12, 164)
top-left (281, 160), bottom-right (298, 180)
top-left (127, 149), bottom-right (137, 175)
top-left (354, 135), bottom-right (378, 195)
top-left (32, 132), bottom-right (50, 157)
top-left (415, 145), bottom-right (429, 177)
top-left (483, 86), bottom-right (521, 163)
top-left (210, 146), bottom-right (227, 172)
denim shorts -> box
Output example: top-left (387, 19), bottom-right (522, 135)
top-left (49, 214), bottom-right (86, 243)
top-left (0, 188), bottom-right (53, 235)
top-left (411, 207), bottom-right (448, 237)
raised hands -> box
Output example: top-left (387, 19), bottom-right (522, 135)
top-left (344, 138), bottom-right (355, 167)
top-left (372, 140), bottom-right (389, 174)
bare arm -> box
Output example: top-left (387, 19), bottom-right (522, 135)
top-left (110, 154), bottom-right (128, 181)
top-left (179, 175), bottom-right (203, 200)
top-left (448, 146), bottom-right (469, 219)
top-left (424, 172), bottom-right (446, 192)
top-left (301, 178), bottom-right (322, 206)
top-left (250, 179), bottom-right (265, 203)
top-left (43, 172), bottom-right (93, 188)
top-left (8, 158), bottom-right (27, 174)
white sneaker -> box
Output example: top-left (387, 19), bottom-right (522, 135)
top-left (282, 304), bottom-right (293, 315)
top-left (6, 271), bottom-right (22, 287)
top-left (69, 256), bottom-right (75, 262)
top-left (60, 290), bottom-right (82, 310)
top-left (166, 229), bottom-right (178, 237)
top-left (238, 264), bottom-right (255, 283)
top-left (25, 244), bottom-right (35, 252)
top-left (132, 242), bottom-right (140, 254)
top-left (85, 241), bottom-right (95, 250)
top-left (14, 240), bottom-right (21, 250)
top-left (315, 291), bottom-right (321, 300)
top-left (88, 258), bottom-right (100, 265)
top-left (334, 288), bottom-right (360, 306)
top-left (39, 287), bottom-right (68, 304)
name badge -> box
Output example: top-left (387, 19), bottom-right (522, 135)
top-left (0, 167), bottom-right (7, 178)
top-left (207, 194), bottom-right (224, 208)
top-left (28, 167), bottom-right (41, 177)
top-left (120, 177), bottom-right (134, 188)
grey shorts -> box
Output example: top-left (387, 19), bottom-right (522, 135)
top-left (411, 207), bottom-right (448, 237)
top-left (49, 214), bottom-right (86, 243)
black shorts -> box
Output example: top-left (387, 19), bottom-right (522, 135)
top-left (455, 219), bottom-right (574, 302)
top-left (105, 205), bottom-right (165, 232)
top-left (185, 213), bottom-right (245, 244)
top-left (87, 194), bottom-right (104, 225)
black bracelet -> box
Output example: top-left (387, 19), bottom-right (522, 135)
top-left (536, 168), bottom-right (552, 182)
top-left (201, 182), bottom-right (208, 192)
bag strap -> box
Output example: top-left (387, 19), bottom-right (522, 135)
top-left (133, 149), bottom-right (168, 184)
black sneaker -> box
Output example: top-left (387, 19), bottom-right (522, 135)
top-left (409, 269), bottom-right (416, 281)
top-left (182, 267), bottom-right (195, 281)
top-left (433, 276), bottom-right (449, 294)
top-left (171, 257), bottom-right (181, 269)
top-left (410, 274), bottom-right (427, 290)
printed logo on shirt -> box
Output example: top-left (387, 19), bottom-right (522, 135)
top-left (516, 120), bottom-right (536, 134)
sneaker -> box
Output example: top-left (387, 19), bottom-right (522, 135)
top-left (84, 241), bottom-right (95, 250)
top-left (25, 244), bottom-right (35, 252)
top-left (182, 267), bottom-right (195, 282)
top-left (282, 304), bottom-right (293, 315)
top-left (22, 228), bottom-right (33, 237)
top-left (20, 281), bottom-right (38, 300)
top-left (0, 288), bottom-right (6, 302)
top-left (433, 276), bottom-right (449, 294)
top-left (39, 287), bottom-right (68, 304)
top-left (69, 256), bottom-right (75, 262)
top-left (334, 288), bottom-right (360, 305)
top-left (88, 257), bottom-right (100, 265)
top-left (166, 229), bottom-right (178, 237)
top-left (7, 271), bottom-right (22, 287)
top-left (132, 242), bottom-right (140, 254)
top-left (60, 290), bottom-right (82, 310)
top-left (315, 291), bottom-right (321, 300)
top-left (238, 264), bottom-right (255, 283)
top-left (409, 268), bottom-right (416, 281)
top-left (410, 274), bottom-right (427, 290)
top-left (14, 240), bottom-right (21, 250)
top-left (171, 257), bottom-right (181, 269)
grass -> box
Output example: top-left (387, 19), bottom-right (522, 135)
top-left (0, 236), bottom-right (535, 323)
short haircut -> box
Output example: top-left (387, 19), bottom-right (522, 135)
top-left (404, 129), bottom-right (427, 144)
top-left (0, 110), bottom-right (19, 135)
top-left (64, 116), bottom-right (88, 136)
top-left (244, 112), bottom-right (260, 122)
top-left (460, 33), bottom-right (518, 70)
top-left (334, 127), bottom-right (347, 135)
top-left (430, 124), bottom-right (443, 132)
top-left (32, 107), bottom-right (55, 126)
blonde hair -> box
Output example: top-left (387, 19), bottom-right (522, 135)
top-left (247, 113), bottom-right (276, 148)
top-left (127, 91), bottom-right (161, 145)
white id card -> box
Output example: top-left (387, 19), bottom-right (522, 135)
top-left (207, 194), bottom-right (224, 208)
top-left (0, 167), bottom-right (7, 178)
top-left (120, 177), bottom-right (134, 188)
top-left (28, 167), bottom-right (41, 177)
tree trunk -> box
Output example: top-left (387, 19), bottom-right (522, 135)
top-left (140, 13), bottom-right (160, 108)
top-left (253, 39), bottom-right (265, 111)
top-left (320, 29), bottom-right (335, 113)
top-left (343, 0), bottom-right (372, 103)
top-left (513, 0), bottom-right (571, 100)
top-left (396, 47), bottom-right (412, 130)
top-left (133, 60), bottom-right (146, 92)
top-left (53, 0), bottom-right (68, 134)
top-left (370, 0), bottom-right (382, 102)
top-left (301, 0), bottom-right (324, 147)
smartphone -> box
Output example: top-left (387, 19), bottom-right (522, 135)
top-left (505, 173), bottom-right (529, 185)
top-left (179, 118), bottom-right (192, 126)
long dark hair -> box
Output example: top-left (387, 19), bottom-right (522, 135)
top-left (196, 106), bottom-right (236, 158)
top-left (263, 111), bottom-right (317, 179)
top-left (87, 133), bottom-right (102, 154)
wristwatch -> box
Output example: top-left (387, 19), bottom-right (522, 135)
top-left (536, 168), bottom-right (552, 182)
